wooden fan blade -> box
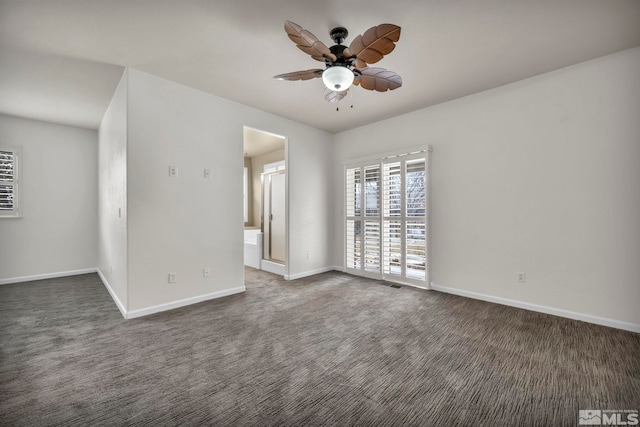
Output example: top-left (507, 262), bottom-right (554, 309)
top-left (349, 24), bottom-right (401, 68)
top-left (342, 47), bottom-right (355, 59)
top-left (324, 88), bottom-right (348, 103)
top-left (285, 21), bottom-right (337, 62)
top-left (274, 69), bottom-right (323, 81)
top-left (357, 67), bottom-right (402, 92)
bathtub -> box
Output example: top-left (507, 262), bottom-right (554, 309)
top-left (244, 228), bottom-right (263, 269)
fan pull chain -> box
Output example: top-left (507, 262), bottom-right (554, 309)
top-left (335, 91), bottom-right (355, 111)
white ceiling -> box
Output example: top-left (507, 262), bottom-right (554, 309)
top-left (243, 127), bottom-right (285, 158)
top-left (1, 0), bottom-right (639, 133)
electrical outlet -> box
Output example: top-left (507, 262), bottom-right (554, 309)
top-left (169, 166), bottom-right (178, 177)
top-left (517, 272), bottom-right (526, 283)
top-left (203, 267), bottom-right (211, 277)
top-left (168, 273), bottom-right (177, 283)
top-left (306, 251), bottom-right (311, 259)
top-left (204, 169), bottom-right (211, 179)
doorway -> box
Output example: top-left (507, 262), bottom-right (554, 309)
top-left (242, 126), bottom-right (287, 276)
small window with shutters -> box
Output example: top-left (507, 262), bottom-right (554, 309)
top-left (0, 146), bottom-right (21, 218)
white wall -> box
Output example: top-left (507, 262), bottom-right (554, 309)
top-left (98, 70), bottom-right (128, 310)
top-left (0, 114), bottom-right (97, 281)
top-left (125, 69), bottom-right (333, 312)
top-left (332, 47), bottom-right (640, 327)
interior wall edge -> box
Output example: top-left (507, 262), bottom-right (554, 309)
top-left (96, 268), bottom-right (127, 318)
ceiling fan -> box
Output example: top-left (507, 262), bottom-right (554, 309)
top-left (274, 21), bottom-right (402, 103)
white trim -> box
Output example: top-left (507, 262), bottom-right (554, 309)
top-left (332, 265), bottom-right (346, 273)
top-left (0, 268), bottom-right (97, 285)
top-left (431, 283), bottom-right (640, 334)
top-left (243, 166), bottom-right (248, 223)
top-left (261, 259), bottom-right (286, 276)
top-left (285, 266), bottom-right (339, 281)
top-left (345, 144), bottom-right (432, 166)
top-left (125, 286), bottom-right (245, 319)
top-left (96, 268), bottom-right (127, 318)
top-left (263, 160), bottom-right (285, 173)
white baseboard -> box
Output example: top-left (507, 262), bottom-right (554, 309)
top-left (285, 266), bottom-right (342, 281)
top-left (430, 283), bottom-right (640, 334)
top-left (125, 286), bottom-right (246, 319)
top-left (0, 268), bottom-right (98, 286)
top-left (96, 268), bottom-right (127, 319)
top-left (261, 260), bottom-right (286, 276)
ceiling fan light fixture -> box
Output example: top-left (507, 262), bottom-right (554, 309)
top-left (322, 66), bottom-right (353, 91)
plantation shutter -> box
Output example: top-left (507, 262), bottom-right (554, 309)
top-left (382, 161), bottom-right (402, 277)
top-left (345, 147), bottom-right (430, 288)
top-left (404, 158), bottom-right (427, 281)
top-left (363, 166), bottom-right (381, 273)
top-left (345, 163), bottom-right (381, 278)
top-left (0, 149), bottom-right (18, 216)
top-left (345, 167), bottom-right (362, 269)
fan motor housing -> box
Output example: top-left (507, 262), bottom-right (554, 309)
top-left (329, 44), bottom-right (349, 60)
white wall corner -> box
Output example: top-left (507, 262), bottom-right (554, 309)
top-left (285, 266), bottom-right (342, 281)
top-left (96, 268), bottom-right (127, 319)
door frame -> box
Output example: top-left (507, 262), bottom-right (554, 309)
top-left (262, 169), bottom-right (286, 264)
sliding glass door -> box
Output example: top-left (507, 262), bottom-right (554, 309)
top-left (345, 149), bottom-right (430, 288)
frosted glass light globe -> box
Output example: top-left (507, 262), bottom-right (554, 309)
top-left (322, 66), bottom-right (353, 91)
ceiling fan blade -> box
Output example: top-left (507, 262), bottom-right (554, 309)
top-left (285, 21), bottom-right (337, 62)
top-left (342, 47), bottom-right (355, 59)
top-left (349, 24), bottom-right (401, 68)
top-left (357, 67), bottom-right (402, 92)
top-left (274, 69), bottom-right (323, 81)
top-left (324, 88), bottom-right (348, 103)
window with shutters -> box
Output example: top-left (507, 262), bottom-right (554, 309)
top-left (0, 147), bottom-right (21, 218)
top-left (345, 147), bottom-right (431, 288)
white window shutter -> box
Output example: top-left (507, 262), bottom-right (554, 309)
top-left (345, 148), bottom-right (430, 288)
top-left (0, 148), bottom-right (20, 217)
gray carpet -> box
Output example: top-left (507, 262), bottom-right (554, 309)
top-left (1, 268), bottom-right (638, 426)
